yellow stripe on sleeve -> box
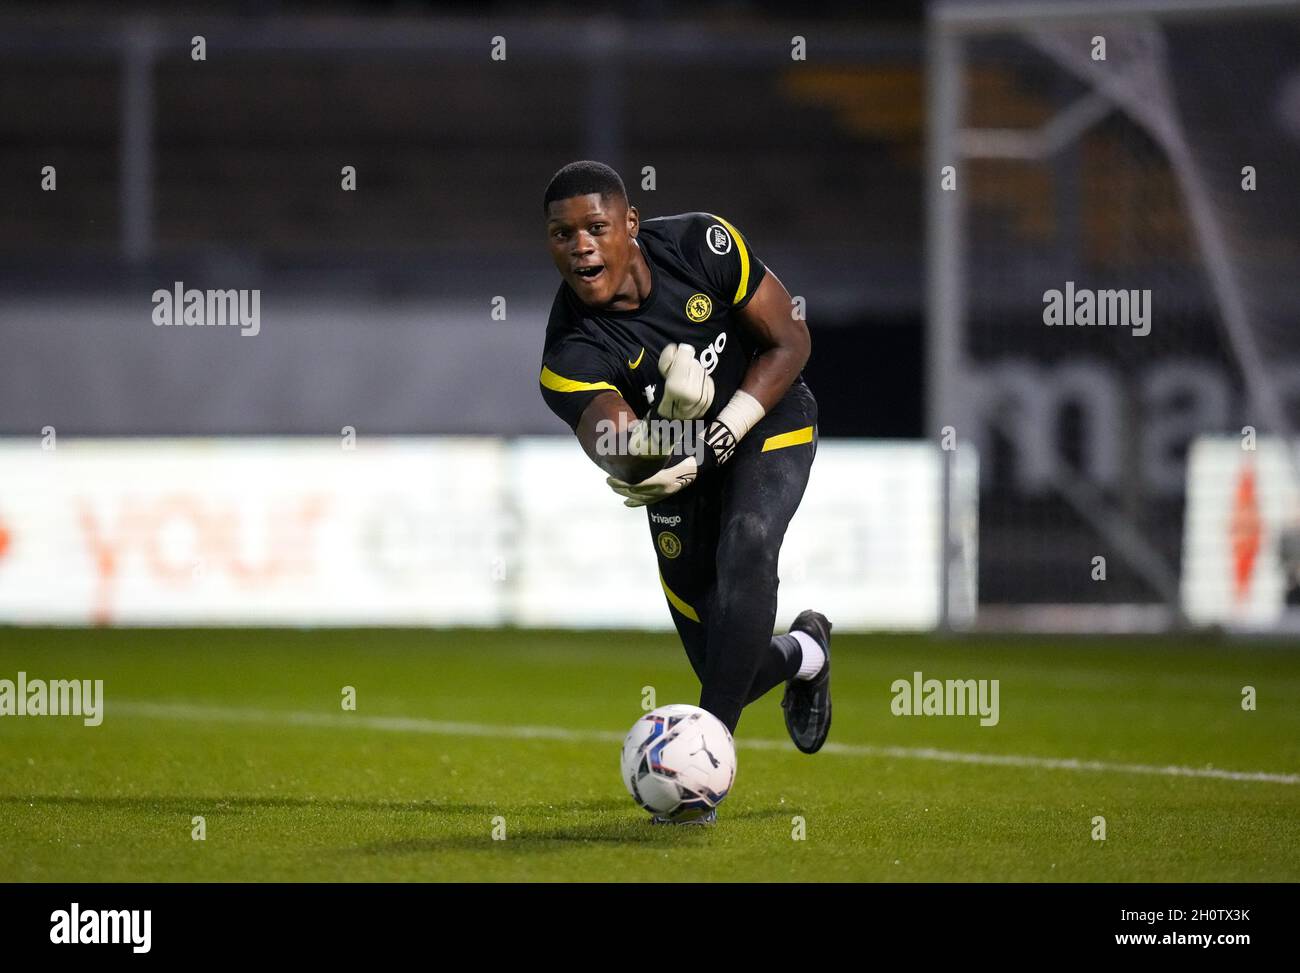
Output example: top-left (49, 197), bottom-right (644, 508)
top-left (761, 425), bottom-right (814, 452)
top-left (539, 365), bottom-right (619, 395)
top-left (659, 571), bottom-right (700, 622)
top-left (710, 214), bottom-right (751, 304)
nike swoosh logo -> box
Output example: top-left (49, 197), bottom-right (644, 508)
top-left (628, 347), bottom-right (645, 369)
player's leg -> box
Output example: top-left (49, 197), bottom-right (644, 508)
top-left (647, 477), bottom-right (721, 682)
top-left (696, 381), bottom-right (819, 733)
top-left (650, 469), bottom-right (809, 704)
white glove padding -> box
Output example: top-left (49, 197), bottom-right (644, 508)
top-left (656, 343), bottom-right (715, 420)
top-left (606, 455), bottom-right (700, 507)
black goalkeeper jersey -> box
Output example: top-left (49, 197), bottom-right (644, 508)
top-left (539, 211), bottom-right (786, 431)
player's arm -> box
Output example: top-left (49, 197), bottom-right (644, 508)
top-left (607, 272), bottom-right (810, 508)
top-left (607, 219), bottom-right (810, 507)
top-left (679, 213), bottom-right (808, 412)
top-left (733, 267), bottom-right (810, 411)
top-left (575, 390), bottom-right (673, 484)
top-left (649, 270), bottom-right (806, 438)
top-left (541, 337), bottom-right (673, 483)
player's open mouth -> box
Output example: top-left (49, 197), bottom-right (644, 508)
top-left (573, 265), bottom-right (605, 284)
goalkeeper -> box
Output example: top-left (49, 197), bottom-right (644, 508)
top-left (537, 161), bottom-right (831, 756)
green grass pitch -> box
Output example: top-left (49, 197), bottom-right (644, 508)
top-left (1, 627), bottom-right (1297, 882)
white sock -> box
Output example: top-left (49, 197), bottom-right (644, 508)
top-left (791, 630), bottom-right (825, 680)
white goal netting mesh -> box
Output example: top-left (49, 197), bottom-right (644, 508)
top-left (930, 2), bottom-right (1300, 624)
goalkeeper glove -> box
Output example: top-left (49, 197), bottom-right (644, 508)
top-left (606, 390), bottom-right (766, 507)
top-left (656, 343), bottom-right (714, 420)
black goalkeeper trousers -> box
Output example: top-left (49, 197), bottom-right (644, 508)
top-left (647, 380), bottom-right (818, 734)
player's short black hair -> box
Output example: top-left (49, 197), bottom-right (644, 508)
top-left (543, 160), bottom-right (628, 213)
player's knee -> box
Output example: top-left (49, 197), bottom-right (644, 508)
top-left (719, 513), bottom-right (778, 575)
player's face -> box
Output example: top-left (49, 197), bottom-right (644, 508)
top-left (545, 193), bottom-right (638, 306)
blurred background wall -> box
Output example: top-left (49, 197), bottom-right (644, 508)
top-left (3, 0), bottom-right (1300, 626)
top-left (0, 4), bottom-right (925, 440)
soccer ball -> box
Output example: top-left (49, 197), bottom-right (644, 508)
top-left (620, 704), bottom-right (736, 821)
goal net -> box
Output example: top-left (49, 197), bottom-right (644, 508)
top-left (928, 0), bottom-right (1300, 630)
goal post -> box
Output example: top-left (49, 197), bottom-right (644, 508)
top-left (927, 0), bottom-right (1300, 631)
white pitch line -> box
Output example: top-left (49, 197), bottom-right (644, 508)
top-left (111, 700), bottom-right (1300, 786)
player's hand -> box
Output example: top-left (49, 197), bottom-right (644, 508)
top-left (605, 415), bottom-right (741, 506)
top-left (656, 343), bottom-right (715, 420)
top-left (625, 417), bottom-right (677, 459)
top-left (606, 455), bottom-right (700, 507)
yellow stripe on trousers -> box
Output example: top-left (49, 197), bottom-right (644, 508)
top-left (761, 425), bottom-right (814, 452)
top-left (659, 571), bottom-right (700, 622)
